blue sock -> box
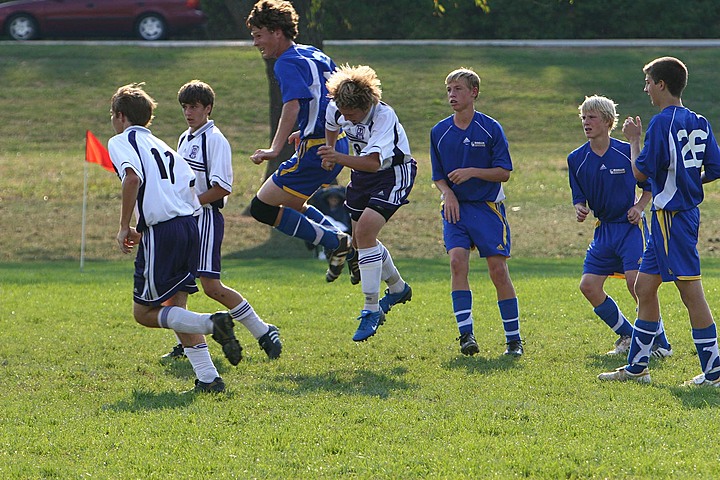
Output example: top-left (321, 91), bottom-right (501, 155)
top-left (593, 296), bottom-right (633, 337)
top-left (499, 297), bottom-right (521, 343)
top-left (653, 317), bottom-right (671, 349)
top-left (452, 290), bottom-right (473, 335)
top-left (305, 205), bottom-right (338, 230)
top-left (626, 319), bottom-right (657, 374)
top-left (692, 323), bottom-right (720, 381)
top-left (276, 207), bottom-right (339, 249)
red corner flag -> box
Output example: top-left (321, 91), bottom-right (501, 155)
top-left (85, 130), bottom-right (115, 172)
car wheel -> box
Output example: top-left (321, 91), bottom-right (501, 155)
top-left (136, 14), bottom-right (166, 41)
top-left (7, 14), bottom-right (39, 41)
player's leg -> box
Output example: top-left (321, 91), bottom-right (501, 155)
top-left (486, 255), bottom-right (523, 356)
top-left (627, 266), bottom-right (671, 357)
top-left (352, 208), bottom-right (386, 342)
top-left (676, 279), bottom-right (720, 385)
top-left (377, 240), bottom-right (412, 313)
top-left (580, 273), bottom-right (633, 354)
top-left (622, 271), bottom-right (661, 375)
top-left (449, 247), bottom-right (478, 356)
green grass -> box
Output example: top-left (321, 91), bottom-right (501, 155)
top-left (3, 258), bottom-right (720, 478)
top-left (4, 44), bottom-right (720, 261)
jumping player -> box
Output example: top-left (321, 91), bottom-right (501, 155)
top-left (568, 95), bottom-right (671, 357)
top-left (108, 83), bottom-right (241, 393)
top-left (318, 64), bottom-right (415, 342)
top-left (598, 57), bottom-right (720, 385)
top-left (430, 67), bottom-right (523, 357)
top-left (245, 0), bottom-right (355, 283)
top-left (162, 80), bottom-right (282, 361)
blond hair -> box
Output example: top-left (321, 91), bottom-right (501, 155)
top-left (445, 67), bottom-right (480, 98)
top-left (326, 64), bottom-right (382, 111)
top-left (578, 95), bottom-right (618, 131)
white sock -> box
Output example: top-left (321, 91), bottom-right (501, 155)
top-left (359, 244), bottom-right (383, 311)
top-left (158, 306), bottom-right (213, 334)
top-left (378, 241), bottom-right (405, 293)
top-left (230, 300), bottom-right (268, 339)
top-left (184, 343), bottom-right (219, 383)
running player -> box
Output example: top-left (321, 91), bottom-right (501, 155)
top-left (318, 64), bottom-right (415, 342)
top-left (568, 95), bottom-right (671, 357)
top-left (598, 56), bottom-right (720, 385)
top-left (245, 0), bottom-right (355, 283)
top-left (161, 80), bottom-right (282, 361)
top-left (430, 67), bottom-right (523, 357)
top-left (108, 83), bottom-right (241, 393)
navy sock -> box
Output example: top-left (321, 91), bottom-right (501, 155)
top-left (593, 296), bottom-right (633, 337)
top-left (692, 323), bottom-right (720, 381)
top-left (452, 290), bottom-right (473, 335)
top-left (626, 319), bottom-right (657, 374)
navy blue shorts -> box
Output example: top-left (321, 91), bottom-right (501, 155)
top-left (583, 220), bottom-right (647, 276)
top-left (197, 207), bottom-right (223, 279)
top-left (133, 215), bottom-right (199, 306)
top-left (640, 208), bottom-right (701, 281)
top-left (345, 159), bottom-right (417, 222)
top-left (442, 201), bottom-right (511, 257)
top-left (272, 136), bottom-right (349, 200)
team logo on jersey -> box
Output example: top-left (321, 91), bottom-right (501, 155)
top-left (610, 168), bottom-right (626, 175)
top-left (355, 125), bottom-right (366, 140)
top-left (189, 145), bottom-right (200, 159)
top-left (600, 164), bottom-right (607, 170)
top-left (471, 141), bottom-right (485, 147)
top-left (463, 137), bottom-right (470, 145)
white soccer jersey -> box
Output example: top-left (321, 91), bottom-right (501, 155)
top-left (177, 120), bottom-right (233, 209)
top-left (325, 101), bottom-right (412, 170)
top-left (108, 126), bottom-right (200, 232)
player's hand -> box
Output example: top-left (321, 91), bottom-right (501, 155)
top-left (442, 191), bottom-right (460, 224)
top-left (318, 145), bottom-right (337, 171)
top-left (622, 116), bottom-right (643, 141)
top-left (288, 131), bottom-right (301, 149)
top-left (627, 206), bottom-right (642, 225)
top-left (117, 226), bottom-right (141, 254)
top-left (447, 168), bottom-right (473, 185)
top-left (250, 148), bottom-right (276, 165)
top-left (575, 204), bottom-right (590, 223)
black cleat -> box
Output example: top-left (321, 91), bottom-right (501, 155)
top-left (347, 248), bottom-right (360, 285)
top-left (504, 339), bottom-right (524, 357)
top-left (258, 324), bottom-right (282, 359)
top-left (210, 312), bottom-right (242, 366)
top-left (326, 234), bottom-right (352, 282)
top-left (161, 343), bottom-right (186, 360)
top-left (458, 332), bottom-right (480, 356)
top-left (194, 377), bottom-right (226, 393)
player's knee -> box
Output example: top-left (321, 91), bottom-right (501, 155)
top-left (250, 196), bottom-right (280, 226)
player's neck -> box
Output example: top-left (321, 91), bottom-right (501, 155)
top-left (589, 135), bottom-right (610, 156)
top-left (452, 107), bottom-right (475, 129)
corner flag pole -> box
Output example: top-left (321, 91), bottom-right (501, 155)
top-left (80, 161), bottom-right (89, 272)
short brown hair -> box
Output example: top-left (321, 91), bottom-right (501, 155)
top-left (111, 83), bottom-right (156, 127)
top-left (246, 0), bottom-right (298, 39)
top-left (643, 56), bottom-right (688, 98)
top-left (178, 80), bottom-right (215, 110)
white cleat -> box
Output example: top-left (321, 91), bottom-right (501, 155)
top-left (597, 366), bottom-right (651, 383)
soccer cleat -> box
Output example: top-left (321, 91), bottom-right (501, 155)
top-left (352, 309), bottom-right (385, 342)
top-left (458, 332), bottom-right (479, 356)
top-left (326, 233), bottom-right (352, 282)
top-left (682, 373), bottom-right (720, 387)
top-left (258, 324), bottom-right (282, 359)
top-left (161, 343), bottom-right (186, 360)
top-left (193, 377), bottom-right (226, 393)
top-left (504, 339), bottom-right (524, 356)
top-left (379, 283), bottom-right (413, 314)
top-left (347, 248), bottom-right (361, 285)
top-left (606, 335), bottom-right (632, 356)
top-left (210, 311), bottom-right (243, 366)
top-left (650, 343), bottom-right (673, 358)
top-left (597, 366), bottom-right (651, 383)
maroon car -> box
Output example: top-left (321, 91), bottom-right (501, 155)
top-left (0, 0), bottom-right (207, 41)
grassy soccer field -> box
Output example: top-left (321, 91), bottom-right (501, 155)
top-left (3, 258), bottom-right (720, 478)
top-left (4, 44), bottom-right (720, 478)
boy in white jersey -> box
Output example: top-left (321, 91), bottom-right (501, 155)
top-left (108, 83), bottom-right (242, 393)
top-left (568, 95), bottom-right (672, 357)
top-left (318, 64), bottom-right (416, 342)
top-left (430, 68), bottom-right (523, 357)
top-left (161, 80), bottom-right (282, 361)
top-left (598, 57), bottom-right (720, 385)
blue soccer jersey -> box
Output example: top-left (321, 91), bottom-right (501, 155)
top-left (274, 44), bottom-right (336, 140)
top-left (430, 111), bottom-right (512, 203)
top-left (636, 106), bottom-right (720, 211)
top-left (568, 138), bottom-right (651, 223)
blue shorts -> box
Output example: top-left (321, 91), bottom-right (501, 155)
top-left (272, 136), bottom-right (349, 200)
top-left (133, 216), bottom-right (199, 306)
top-left (583, 220), bottom-right (647, 276)
top-left (443, 201), bottom-right (511, 257)
top-left (345, 159), bottom-right (417, 221)
top-left (197, 207), bottom-right (223, 279)
top-left (640, 208), bottom-right (701, 282)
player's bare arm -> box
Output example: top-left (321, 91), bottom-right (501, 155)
top-left (435, 179), bottom-right (460, 224)
top-left (574, 202), bottom-right (590, 223)
top-left (198, 184), bottom-right (231, 206)
top-left (318, 147), bottom-right (379, 173)
top-left (448, 166), bottom-right (510, 185)
top-left (627, 190), bottom-right (651, 225)
top-left (251, 99), bottom-right (300, 164)
top-left (622, 116), bottom-right (647, 182)
top-left (117, 168), bottom-right (142, 254)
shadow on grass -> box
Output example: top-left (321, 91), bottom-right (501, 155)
top-left (225, 228), bottom-right (316, 260)
top-left (103, 388), bottom-right (218, 412)
top-left (443, 354), bottom-right (523, 374)
top-left (266, 367), bottom-right (414, 399)
top-left (667, 386), bottom-right (720, 409)
top-left (160, 355), bottom-right (232, 380)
